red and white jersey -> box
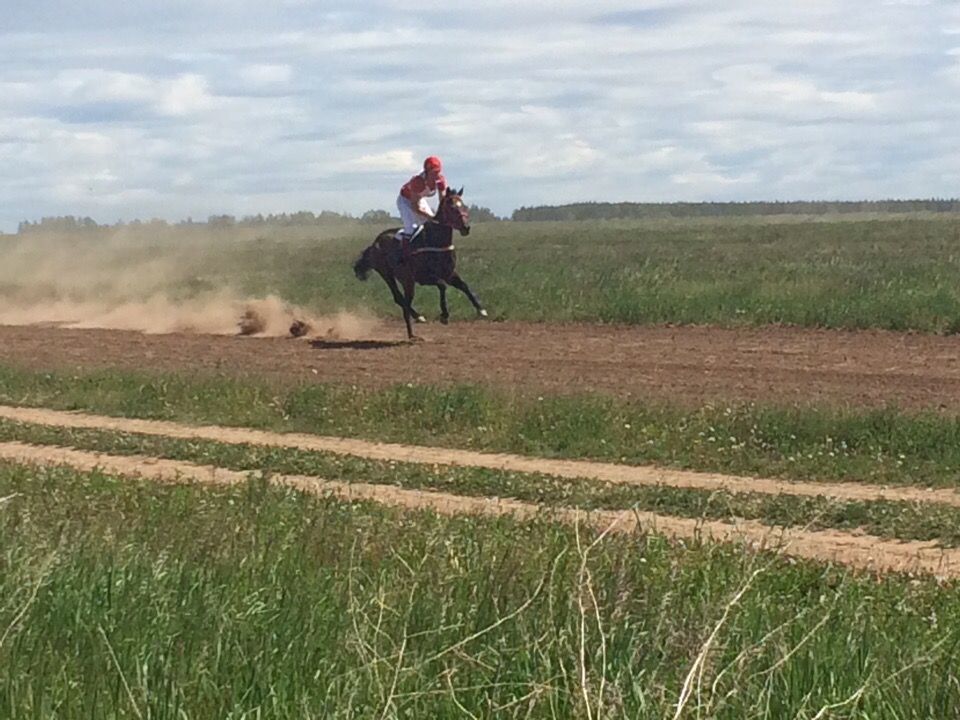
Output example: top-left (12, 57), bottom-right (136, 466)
top-left (400, 171), bottom-right (447, 202)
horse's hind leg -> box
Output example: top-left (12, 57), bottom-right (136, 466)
top-left (449, 273), bottom-right (488, 318)
top-left (380, 272), bottom-right (426, 323)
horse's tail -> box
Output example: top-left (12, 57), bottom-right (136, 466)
top-left (353, 246), bottom-right (374, 281)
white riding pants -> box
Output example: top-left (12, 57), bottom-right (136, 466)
top-left (397, 194), bottom-right (430, 236)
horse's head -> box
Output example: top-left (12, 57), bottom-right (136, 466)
top-left (437, 187), bottom-right (471, 236)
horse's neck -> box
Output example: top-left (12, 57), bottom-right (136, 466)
top-left (425, 222), bottom-right (453, 247)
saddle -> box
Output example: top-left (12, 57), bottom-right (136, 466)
top-left (392, 225), bottom-right (425, 263)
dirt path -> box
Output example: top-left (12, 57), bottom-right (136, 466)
top-left (2, 404), bottom-right (959, 508)
top-left (2, 322), bottom-right (960, 410)
top-left (1, 440), bottom-right (957, 577)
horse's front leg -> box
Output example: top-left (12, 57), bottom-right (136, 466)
top-left (382, 272), bottom-right (426, 323)
top-left (437, 283), bottom-right (450, 324)
top-left (449, 273), bottom-right (488, 318)
top-left (401, 275), bottom-right (418, 340)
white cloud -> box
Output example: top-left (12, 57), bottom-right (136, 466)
top-left (520, 137), bottom-right (599, 177)
top-left (157, 74), bottom-right (214, 116)
top-left (351, 149), bottom-right (416, 171)
top-left (56, 69), bottom-right (156, 104)
top-left (712, 64), bottom-right (878, 118)
top-left (51, 129), bottom-right (117, 158)
top-left (239, 63), bottom-right (293, 86)
top-left (945, 47), bottom-right (960, 83)
top-left (670, 171), bottom-right (758, 190)
top-left (0, 0), bottom-right (958, 229)
top-left (771, 30), bottom-right (868, 46)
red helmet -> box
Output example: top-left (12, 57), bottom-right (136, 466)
top-left (423, 156), bottom-right (442, 173)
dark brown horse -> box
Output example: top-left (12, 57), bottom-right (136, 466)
top-left (352, 187), bottom-right (487, 339)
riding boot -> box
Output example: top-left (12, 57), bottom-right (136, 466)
top-left (401, 235), bottom-right (411, 264)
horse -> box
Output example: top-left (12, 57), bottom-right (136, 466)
top-left (352, 187), bottom-right (487, 340)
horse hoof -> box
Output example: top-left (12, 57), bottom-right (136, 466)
top-left (440, 316), bottom-right (449, 325)
top-left (415, 315), bottom-right (427, 324)
top-left (478, 309), bottom-right (489, 318)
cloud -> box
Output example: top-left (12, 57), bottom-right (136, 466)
top-left (239, 63), bottom-right (293, 86)
top-left (945, 47), bottom-right (960, 83)
top-left (711, 63), bottom-right (879, 119)
top-left (157, 74), bottom-right (215, 116)
top-left (351, 149), bottom-right (416, 172)
top-left (0, 0), bottom-right (958, 230)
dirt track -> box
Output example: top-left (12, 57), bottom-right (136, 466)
top-left (2, 321), bottom-right (960, 410)
top-left (3, 439), bottom-right (958, 577)
top-left (3, 404), bottom-right (959, 508)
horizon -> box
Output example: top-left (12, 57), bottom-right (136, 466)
top-left (9, 196), bottom-right (960, 232)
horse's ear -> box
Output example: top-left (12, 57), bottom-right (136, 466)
top-left (457, 186), bottom-right (464, 196)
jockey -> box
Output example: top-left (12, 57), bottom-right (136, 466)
top-left (396, 156), bottom-right (447, 260)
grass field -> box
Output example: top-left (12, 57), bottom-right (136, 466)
top-left (3, 462), bottom-right (960, 718)
top-left (4, 212), bottom-right (960, 332)
top-left (5, 212), bottom-right (960, 717)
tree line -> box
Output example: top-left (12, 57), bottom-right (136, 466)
top-left (16, 199), bottom-right (959, 234)
top-left (510, 199), bottom-right (960, 221)
top-left (16, 204), bottom-right (503, 234)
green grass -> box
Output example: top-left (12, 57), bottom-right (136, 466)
top-left (5, 419), bottom-right (960, 547)
top-left (6, 214), bottom-right (960, 331)
top-left (456, 216), bottom-right (960, 332)
top-left (2, 462), bottom-right (960, 718)
top-left (3, 365), bottom-right (960, 491)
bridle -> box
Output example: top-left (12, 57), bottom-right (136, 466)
top-left (410, 192), bottom-right (469, 256)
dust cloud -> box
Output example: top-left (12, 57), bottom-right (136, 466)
top-left (0, 227), bottom-right (381, 339)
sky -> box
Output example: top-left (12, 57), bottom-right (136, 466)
top-left (1, 0), bottom-right (958, 231)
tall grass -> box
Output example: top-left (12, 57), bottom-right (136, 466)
top-left (449, 216), bottom-right (960, 331)
top-left (211, 215), bottom-right (960, 331)
top-left (2, 463), bottom-right (959, 718)
top-left (4, 214), bottom-right (960, 331)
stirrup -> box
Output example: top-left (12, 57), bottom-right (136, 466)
top-left (396, 226), bottom-right (423, 241)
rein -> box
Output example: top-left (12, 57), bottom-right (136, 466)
top-left (410, 209), bottom-right (459, 256)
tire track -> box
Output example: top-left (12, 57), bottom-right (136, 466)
top-left (1, 404), bottom-right (959, 508)
top-left (1, 440), bottom-right (958, 577)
